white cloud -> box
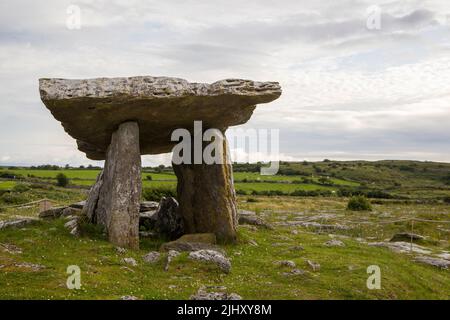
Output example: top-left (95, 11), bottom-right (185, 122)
top-left (0, 0), bottom-right (449, 165)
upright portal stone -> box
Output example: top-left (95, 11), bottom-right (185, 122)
top-left (98, 121), bottom-right (141, 249)
top-left (173, 133), bottom-right (237, 243)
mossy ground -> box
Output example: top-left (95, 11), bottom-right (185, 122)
top-left (1, 188), bottom-right (449, 299)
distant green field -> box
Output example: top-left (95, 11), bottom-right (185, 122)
top-left (0, 171), bottom-right (336, 196)
top-left (0, 181), bottom-right (16, 190)
top-left (235, 182), bottom-right (334, 193)
top-left (2, 169), bottom-right (177, 182)
top-left (4, 159), bottom-right (450, 200)
top-left (142, 180), bottom-right (177, 188)
top-left (3, 169), bottom-right (356, 185)
top-left (4, 169), bottom-right (101, 179)
top-left (39, 178), bottom-right (331, 194)
top-left (233, 172), bottom-right (358, 186)
top-left (1, 168), bottom-right (341, 195)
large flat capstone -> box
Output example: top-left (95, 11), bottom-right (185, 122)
top-left (39, 76), bottom-right (281, 160)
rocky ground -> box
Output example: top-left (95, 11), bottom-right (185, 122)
top-left (0, 195), bottom-right (449, 299)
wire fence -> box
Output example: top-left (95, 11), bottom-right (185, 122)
top-left (0, 198), bottom-right (64, 210)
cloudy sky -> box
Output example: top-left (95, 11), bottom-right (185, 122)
top-left (1, 0), bottom-right (449, 166)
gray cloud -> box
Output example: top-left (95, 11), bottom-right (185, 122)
top-left (0, 0), bottom-right (449, 166)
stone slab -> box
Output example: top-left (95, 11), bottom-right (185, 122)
top-left (39, 76), bottom-right (281, 160)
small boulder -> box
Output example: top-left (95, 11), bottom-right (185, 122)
top-left (122, 257), bottom-right (138, 267)
top-left (0, 218), bottom-right (38, 230)
top-left (139, 211), bottom-right (158, 229)
top-left (140, 201), bottom-right (159, 212)
top-left (282, 268), bottom-right (305, 276)
top-left (324, 239), bottom-right (345, 247)
top-left (160, 233), bottom-right (220, 252)
top-left (238, 211), bottom-right (273, 229)
top-left (288, 245), bottom-right (305, 252)
top-left (390, 233), bottom-right (425, 242)
top-left (69, 227), bottom-right (79, 236)
top-left (414, 256), bottom-right (450, 269)
top-left (64, 218), bottom-right (80, 236)
top-left (190, 287), bottom-right (242, 300)
top-left (238, 209), bottom-right (256, 216)
top-left (64, 219), bottom-right (78, 230)
top-left (120, 295), bottom-right (139, 300)
top-left (61, 207), bottom-right (82, 218)
top-left (39, 206), bottom-right (66, 219)
top-left (155, 197), bottom-right (184, 240)
top-left (116, 247), bottom-right (127, 254)
top-left (188, 249), bottom-right (231, 273)
top-left (164, 250), bottom-right (180, 272)
top-left (143, 251), bottom-right (161, 264)
top-left (275, 260), bottom-right (296, 268)
top-left (306, 260), bottom-right (320, 272)
top-left (69, 201), bottom-right (86, 210)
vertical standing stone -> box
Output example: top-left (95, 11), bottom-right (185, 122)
top-left (96, 121), bottom-right (142, 249)
top-left (82, 170), bottom-right (104, 224)
top-left (173, 134), bottom-right (237, 243)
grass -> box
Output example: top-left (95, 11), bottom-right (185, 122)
top-left (233, 172), bottom-right (359, 186)
top-left (4, 160), bottom-right (450, 200)
top-left (2, 168), bottom-right (177, 181)
top-left (0, 163), bottom-right (449, 299)
top-left (0, 191), bottom-right (449, 299)
top-left (235, 182), bottom-right (335, 193)
top-left (1, 168), bottom-right (341, 195)
top-left (0, 181), bottom-right (16, 190)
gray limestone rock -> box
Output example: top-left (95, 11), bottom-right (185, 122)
top-left (39, 207), bottom-right (66, 219)
top-left (97, 122), bottom-right (142, 249)
top-left (0, 218), bottom-right (38, 230)
top-left (143, 251), bottom-right (161, 264)
top-left (174, 135), bottom-right (238, 243)
top-left (390, 232), bottom-right (425, 242)
top-left (188, 249), bottom-right (231, 273)
top-left (39, 76), bottom-right (281, 160)
top-left (154, 197), bottom-right (184, 240)
top-left (190, 287), bottom-right (242, 300)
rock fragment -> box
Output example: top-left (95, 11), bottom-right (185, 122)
top-left (0, 218), bottom-right (38, 230)
top-left (306, 260), bottom-right (320, 272)
top-left (190, 287), bottom-right (242, 300)
top-left (164, 250), bottom-right (180, 272)
top-left (414, 256), bottom-right (450, 269)
top-left (160, 233), bottom-right (220, 252)
top-left (324, 239), bottom-right (345, 247)
top-left (188, 250), bottom-right (231, 273)
top-left (143, 251), bottom-right (161, 264)
top-left (390, 233), bottom-right (425, 242)
top-left (122, 257), bottom-right (138, 267)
